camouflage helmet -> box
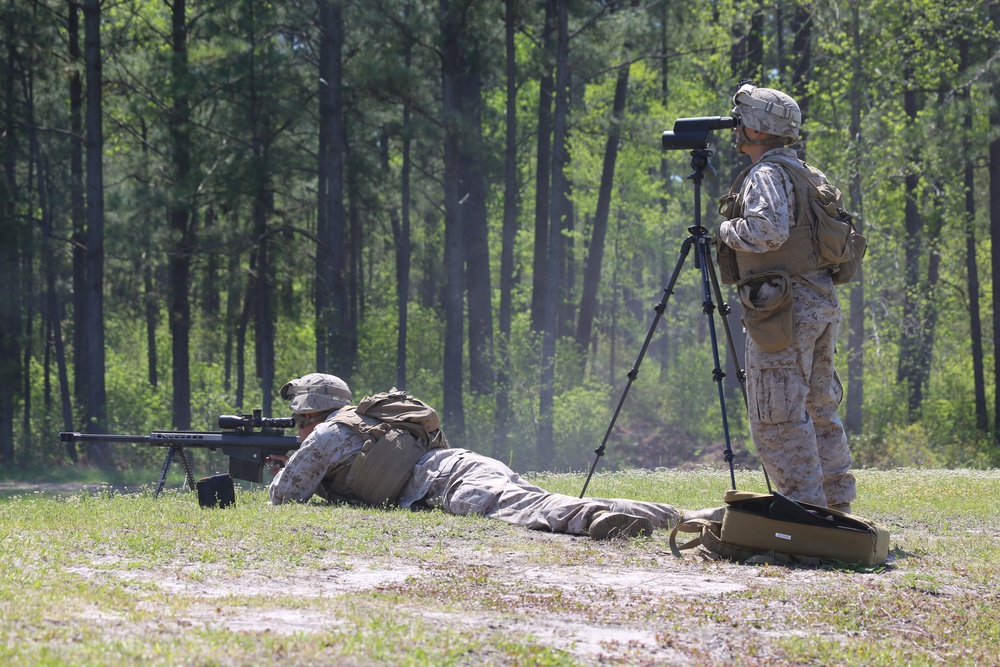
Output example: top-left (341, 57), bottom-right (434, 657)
top-left (731, 83), bottom-right (801, 143)
top-left (279, 373), bottom-right (352, 414)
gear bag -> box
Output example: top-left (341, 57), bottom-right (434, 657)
top-left (325, 388), bottom-right (449, 507)
top-left (670, 490), bottom-right (889, 567)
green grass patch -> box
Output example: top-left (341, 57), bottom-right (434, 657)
top-left (1, 467), bottom-right (997, 666)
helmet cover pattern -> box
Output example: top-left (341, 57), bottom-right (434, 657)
top-left (280, 373), bottom-right (353, 414)
top-left (731, 84), bottom-right (801, 143)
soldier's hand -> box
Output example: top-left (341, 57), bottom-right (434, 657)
top-left (265, 455), bottom-right (288, 476)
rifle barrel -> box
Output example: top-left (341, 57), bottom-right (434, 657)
top-left (58, 431), bottom-right (298, 448)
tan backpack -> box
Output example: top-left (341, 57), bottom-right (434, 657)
top-left (324, 388), bottom-right (449, 507)
top-left (716, 156), bottom-right (867, 286)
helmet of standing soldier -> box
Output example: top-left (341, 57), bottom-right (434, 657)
top-left (280, 373), bottom-right (353, 414)
top-left (731, 82), bottom-right (801, 145)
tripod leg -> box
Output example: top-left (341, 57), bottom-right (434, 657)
top-left (693, 235), bottom-right (738, 489)
top-left (579, 236), bottom-right (696, 498)
top-left (706, 254), bottom-right (747, 408)
top-left (704, 240), bottom-right (774, 494)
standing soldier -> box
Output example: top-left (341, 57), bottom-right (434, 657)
top-left (717, 83), bottom-right (856, 512)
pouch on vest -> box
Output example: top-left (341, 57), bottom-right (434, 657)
top-left (738, 270), bottom-right (793, 352)
top-left (810, 186), bottom-right (855, 264)
top-left (832, 231), bottom-right (867, 285)
top-left (714, 235), bottom-right (740, 285)
top-left (766, 156), bottom-right (866, 285)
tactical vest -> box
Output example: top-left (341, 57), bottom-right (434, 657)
top-left (322, 389), bottom-right (449, 507)
top-left (717, 155), bottom-right (864, 285)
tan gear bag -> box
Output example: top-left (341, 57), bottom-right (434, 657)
top-left (671, 490), bottom-right (889, 567)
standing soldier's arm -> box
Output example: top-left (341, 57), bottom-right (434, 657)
top-left (719, 164), bottom-right (794, 253)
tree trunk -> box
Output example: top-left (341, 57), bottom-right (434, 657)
top-left (385, 2), bottom-right (415, 390)
top-left (459, 71), bottom-right (494, 399)
top-left (70, 0), bottom-right (86, 406)
top-left (991, 1), bottom-right (1000, 450)
top-left (223, 243), bottom-right (241, 394)
top-left (960, 39), bottom-right (988, 433)
top-left (530, 0), bottom-right (556, 333)
top-left (495, 0), bottom-right (519, 458)
top-left (346, 147), bottom-right (360, 366)
top-left (169, 0), bottom-right (193, 429)
top-left (81, 0), bottom-right (111, 468)
top-left (439, 0), bottom-right (466, 439)
top-left (384, 123), bottom-right (411, 389)
top-left (201, 208), bottom-right (220, 318)
top-left (144, 259), bottom-right (158, 388)
top-left (896, 66), bottom-right (922, 421)
top-left (537, 0), bottom-right (570, 470)
top-left (1, 4), bottom-right (21, 465)
top-left (235, 248), bottom-right (256, 411)
top-left (845, 0), bottom-right (865, 436)
top-left (316, 0), bottom-right (348, 377)
top-left (790, 3), bottom-right (811, 156)
top-left (253, 193), bottom-right (275, 416)
top-left (576, 50), bottom-right (630, 355)
top-left (909, 86), bottom-right (947, 425)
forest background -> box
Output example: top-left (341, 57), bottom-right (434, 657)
top-left (1, 0), bottom-right (998, 479)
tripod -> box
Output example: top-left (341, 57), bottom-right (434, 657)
top-left (580, 147), bottom-right (770, 498)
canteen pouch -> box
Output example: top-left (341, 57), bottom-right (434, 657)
top-left (738, 270), bottom-right (793, 352)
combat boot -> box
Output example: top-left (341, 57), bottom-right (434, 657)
top-left (680, 506), bottom-right (726, 523)
top-left (588, 511), bottom-right (653, 540)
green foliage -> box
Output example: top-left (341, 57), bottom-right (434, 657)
top-left (853, 423), bottom-right (994, 470)
top-left (3, 0), bottom-right (998, 477)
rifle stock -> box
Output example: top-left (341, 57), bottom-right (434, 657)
top-left (58, 410), bottom-right (300, 497)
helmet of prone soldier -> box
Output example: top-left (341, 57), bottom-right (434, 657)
top-left (280, 373), bottom-right (353, 414)
top-left (731, 83), bottom-right (801, 144)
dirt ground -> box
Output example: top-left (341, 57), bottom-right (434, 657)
top-left (4, 480), bottom-right (899, 665)
top-left (63, 531), bottom-right (822, 664)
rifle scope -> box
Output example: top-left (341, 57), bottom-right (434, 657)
top-left (218, 413), bottom-right (295, 430)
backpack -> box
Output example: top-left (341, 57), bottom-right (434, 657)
top-left (325, 388), bottom-right (449, 506)
top-left (766, 156), bottom-right (867, 285)
top-left (670, 490), bottom-right (890, 568)
top-left (716, 156), bottom-right (867, 285)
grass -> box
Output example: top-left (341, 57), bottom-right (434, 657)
top-left (1, 467), bottom-right (998, 666)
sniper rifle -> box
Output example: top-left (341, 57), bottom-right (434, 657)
top-left (58, 410), bottom-right (299, 498)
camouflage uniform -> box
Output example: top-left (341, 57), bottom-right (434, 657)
top-left (270, 417), bottom-right (683, 535)
top-left (718, 147), bottom-right (856, 509)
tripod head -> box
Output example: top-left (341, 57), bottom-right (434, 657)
top-left (683, 147), bottom-right (718, 240)
top-left (687, 148), bottom-right (717, 182)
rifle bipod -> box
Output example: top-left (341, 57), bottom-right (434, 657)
top-left (154, 445), bottom-right (196, 498)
